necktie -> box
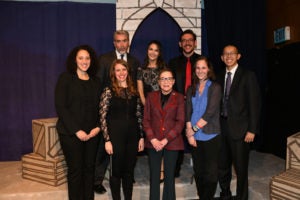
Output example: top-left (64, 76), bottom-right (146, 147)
top-left (120, 54), bottom-right (124, 60)
top-left (185, 57), bottom-right (191, 94)
top-left (222, 72), bottom-right (232, 117)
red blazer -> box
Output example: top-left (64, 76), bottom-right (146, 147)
top-left (143, 90), bottom-right (185, 150)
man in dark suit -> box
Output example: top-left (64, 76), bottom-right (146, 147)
top-left (96, 30), bottom-right (140, 88)
top-left (94, 30), bottom-right (140, 194)
top-left (217, 44), bottom-right (261, 200)
top-left (168, 29), bottom-right (201, 177)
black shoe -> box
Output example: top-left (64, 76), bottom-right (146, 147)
top-left (219, 190), bottom-right (232, 200)
top-left (94, 184), bottom-right (106, 194)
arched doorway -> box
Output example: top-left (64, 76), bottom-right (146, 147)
top-left (130, 8), bottom-right (182, 64)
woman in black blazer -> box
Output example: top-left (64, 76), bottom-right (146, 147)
top-left (55, 45), bottom-right (102, 200)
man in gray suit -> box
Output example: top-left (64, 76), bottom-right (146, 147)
top-left (94, 30), bottom-right (140, 194)
top-left (217, 44), bottom-right (261, 200)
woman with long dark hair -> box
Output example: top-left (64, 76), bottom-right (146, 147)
top-left (185, 56), bottom-right (222, 199)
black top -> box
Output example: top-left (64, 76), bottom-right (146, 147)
top-left (55, 72), bottom-right (101, 135)
top-left (99, 87), bottom-right (143, 141)
top-left (169, 52), bottom-right (201, 94)
top-left (137, 66), bottom-right (160, 96)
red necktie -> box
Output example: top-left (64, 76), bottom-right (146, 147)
top-left (185, 57), bottom-right (191, 94)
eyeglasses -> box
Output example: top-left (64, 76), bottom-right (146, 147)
top-left (159, 77), bottom-right (174, 82)
top-left (223, 52), bottom-right (238, 57)
top-left (181, 39), bottom-right (195, 43)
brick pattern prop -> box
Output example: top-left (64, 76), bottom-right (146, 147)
top-left (21, 118), bottom-right (67, 186)
top-left (270, 132), bottom-right (300, 199)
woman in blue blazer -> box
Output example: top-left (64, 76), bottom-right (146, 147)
top-left (185, 56), bottom-right (222, 200)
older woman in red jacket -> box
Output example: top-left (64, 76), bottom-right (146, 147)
top-left (143, 68), bottom-right (185, 200)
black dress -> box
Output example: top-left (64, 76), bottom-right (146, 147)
top-left (100, 87), bottom-right (142, 200)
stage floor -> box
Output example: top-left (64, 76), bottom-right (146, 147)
top-left (0, 151), bottom-right (285, 200)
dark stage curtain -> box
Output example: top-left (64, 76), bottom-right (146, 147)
top-left (0, 1), bottom-right (115, 161)
top-left (204, 0), bottom-right (267, 150)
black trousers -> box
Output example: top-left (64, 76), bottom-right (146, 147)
top-left (175, 131), bottom-right (187, 176)
top-left (147, 148), bottom-right (178, 200)
top-left (94, 135), bottom-right (109, 185)
top-left (109, 119), bottom-right (139, 200)
top-left (59, 134), bottom-right (99, 200)
top-left (218, 118), bottom-right (250, 200)
top-left (191, 135), bottom-right (221, 200)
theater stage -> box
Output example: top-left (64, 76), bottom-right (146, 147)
top-left (0, 151), bottom-right (284, 200)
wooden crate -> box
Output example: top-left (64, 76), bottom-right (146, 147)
top-left (270, 168), bottom-right (300, 200)
top-left (22, 153), bottom-right (67, 186)
top-left (286, 132), bottom-right (300, 170)
top-left (32, 118), bottom-right (64, 160)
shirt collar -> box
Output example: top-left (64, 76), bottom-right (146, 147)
top-left (115, 50), bottom-right (127, 61)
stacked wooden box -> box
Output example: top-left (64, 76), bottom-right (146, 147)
top-left (270, 132), bottom-right (300, 199)
top-left (21, 118), bottom-right (67, 186)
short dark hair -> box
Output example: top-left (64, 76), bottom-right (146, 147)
top-left (180, 29), bottom-right (196, 41)
top-left (158, 67), bottom-right (174, 79)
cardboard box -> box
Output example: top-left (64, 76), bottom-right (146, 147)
top-left (32, 118), bottom-right (64, 160)
top-left (270, 168), bottom-right (300, 200)
top-left (22, 153), bottom-right (67, 186)
top-left (286, 132), bottom-right (300, 170)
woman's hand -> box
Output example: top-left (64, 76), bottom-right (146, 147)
top-left (75, 130), bottom-right (89, 141)
top-left (105, 141), bottom-right (113, 155)
top-left (138, 138), bottom-right (144, 152)
top-left (150, 138), bottom-right (164, 152)
top-left (140, 96), bottom-right (146, 106)
top-left (160, 138), bottom-right (168, 148)
top-left (187, 136), bottom-right (197, 147)
top-left (88, 127), bottom-right (100, 139)
top-left (185, 127), bottom-right (195, 138)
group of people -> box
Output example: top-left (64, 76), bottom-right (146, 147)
top-left (55, 29), bottom-right (261, 200)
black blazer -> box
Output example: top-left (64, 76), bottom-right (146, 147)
top-left (96, 51), bottom-right (140, 88)
top-left (168, 52), bottom-right (201, 94)
top-left (217, 66), bottom-right (261, 139)
top-left (55, 72), bottom-right (101, 135)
